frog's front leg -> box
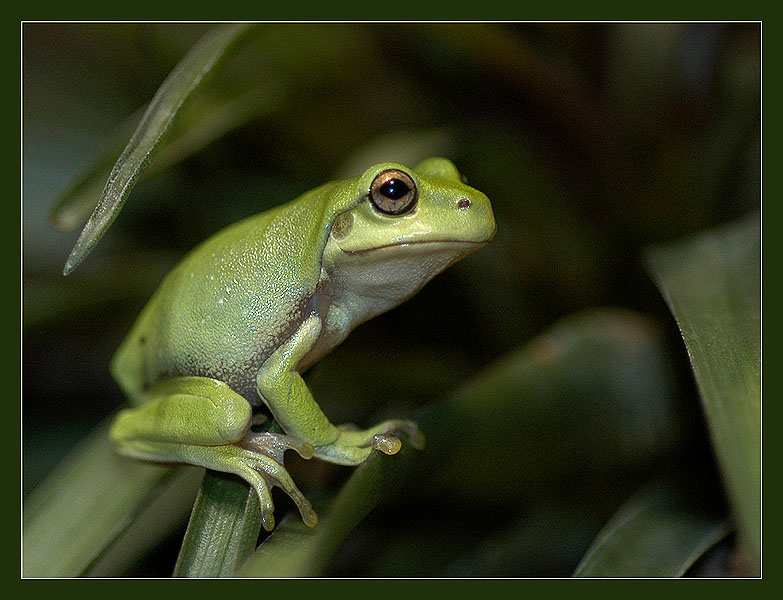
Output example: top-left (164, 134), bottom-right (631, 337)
top-left (256, 314), bottom-right (425, 466)
top-left (109, 376), bottom-right (317, 531)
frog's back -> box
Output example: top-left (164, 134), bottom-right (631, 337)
top-left (111, 186), bottom-right (337, 405)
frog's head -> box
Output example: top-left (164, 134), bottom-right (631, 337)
top-left (321, 157), bottom-right (496, 305)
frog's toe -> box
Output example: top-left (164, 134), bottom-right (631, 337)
top-left (372, 433), bottom-right (402, 455)
top-left (249, 476), bottom-right (276, 531)
top-left (362, 419), bottom-right (426, 452)
top-left (315, 419), bottom-right (426, 465)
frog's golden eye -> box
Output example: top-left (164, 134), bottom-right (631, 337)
top-left (369, 169), bottom-right (418, 215)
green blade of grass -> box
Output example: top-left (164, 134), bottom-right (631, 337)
top-left (62, 23), bottom-right (256, 275)
top-left (645, 212), bottom-right (760, 571)
top-left (172, 470), bottom-right (262, 578)
top-left (573, 482), bottom-right (730, 577)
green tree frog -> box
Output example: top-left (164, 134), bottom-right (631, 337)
top-left (109, 157), bottom-right (496, 530)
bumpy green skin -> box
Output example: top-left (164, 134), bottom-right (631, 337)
top-left (109, 157), bottom-right (496, 530)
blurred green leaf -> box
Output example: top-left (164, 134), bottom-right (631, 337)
top-left (573, 482), bottom-right (730, 577)
top-left (22, 417), bottom-right (199, 577)
top-left (61, 23), bottom-right (257, 275)
top-left (645, 212), bottom-right (760, 571)
top-left (439, 503), bottom-right (602, 577)
top-left (173, 471), bottom-right (262, 578)
top-left (414, 308), bottom-right (681, 507)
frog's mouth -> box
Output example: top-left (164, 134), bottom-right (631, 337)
top-left (340, 240), bottom-right (488, 256)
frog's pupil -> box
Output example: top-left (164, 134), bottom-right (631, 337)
top-left (381, 180), bottom-right (408, 200)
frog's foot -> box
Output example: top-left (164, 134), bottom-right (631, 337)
top-left (234, 431), bottom-right (319, 531)
top-left (313, 419), bottom-right (426, 466)
top-left (120, 432), bottom-right (318, 532)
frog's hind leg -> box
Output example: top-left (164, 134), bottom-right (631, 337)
top-left (109, 376), bottom-right (317, 531)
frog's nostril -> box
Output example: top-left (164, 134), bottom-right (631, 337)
top-left (457, 198), bottom-right (471, 210)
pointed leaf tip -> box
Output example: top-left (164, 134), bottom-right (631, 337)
top-left (60, 23), bottom-right (257, 274)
